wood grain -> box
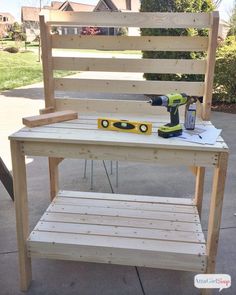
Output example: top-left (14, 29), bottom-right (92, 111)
top-left (43, 11), bottom-right (211, 29)
top-left (22, 111), bottom-right (78, 127)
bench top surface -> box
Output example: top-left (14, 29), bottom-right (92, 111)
top-left (9, 113), bottom-right (228, 152)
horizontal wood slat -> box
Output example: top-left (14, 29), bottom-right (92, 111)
top-left (53, 57), bottom-right (207, 74)
top-left (28, 231), bottom-right (206, 272)
top-left (43, 11), bottom-right (211, 28)
top-left (55, 197), bottom-right (197, 214)
top-left (52, 35), bottom-right (208, 52)
top-left (58, 190), bottom-right (195, 206)
top-left (41, 211), bottom-right (202, 233)
top-left (35, 221), bottom-right (205, 243)
top-left (48, 204), bottom-right (199, 223)
top-left (54, 98), bottom-right (191, 116)
top-left (54, 78), bottom-right (205, 96)
top-left (28, 231), bottom-right (203, 255)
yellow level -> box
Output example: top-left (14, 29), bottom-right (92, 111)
top-left (97, 118), bottom-right (152, 135)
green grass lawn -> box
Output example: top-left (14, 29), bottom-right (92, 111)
top-left (0, 51), bottom-right (42, 90)
top-left (0, 50), bottom-right (73, 91)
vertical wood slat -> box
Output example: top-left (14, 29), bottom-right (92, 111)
top-left (10, 141), bottom-right (32, 291)
top-left (202, 11), bottom-right (219, 120)
top-left (194, 167), bottom-right (205, 218)
top-left (48, 157), bottom-right (63, 201)
top-left (205, 152), bottom-right (228, 274)
top-left (39, 14), bottom-right (54, 108)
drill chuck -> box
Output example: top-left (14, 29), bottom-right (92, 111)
top-left (149, 95), bottom-right (168, 107)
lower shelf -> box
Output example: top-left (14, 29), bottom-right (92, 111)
top-left (27, 190), bottom-right (207, 273)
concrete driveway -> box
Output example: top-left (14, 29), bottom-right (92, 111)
top-left (0, 80), bottom-right (236, 295)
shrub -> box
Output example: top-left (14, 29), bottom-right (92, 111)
top-left (140, 0), bottom-right (214, 82)
top-left (213, 36), bottom-right (236, 103)
top-left (3, 46), bottom-right (19, 53)
top-left (8, 22), bottom-right (26, 41)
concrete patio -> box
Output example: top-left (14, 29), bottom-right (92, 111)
top-left (0, 83), bottom-right (235, 295)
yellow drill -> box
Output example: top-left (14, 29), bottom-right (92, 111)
top-left (148, 93), bottom-right (189, 138)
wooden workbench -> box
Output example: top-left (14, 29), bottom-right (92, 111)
top-left (9, 10), bottom-right (229, 294)
top-left (10, 113), bottom-right (228, 293)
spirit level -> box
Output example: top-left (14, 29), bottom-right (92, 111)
top-left (97, 118), bottom-right (152, 135)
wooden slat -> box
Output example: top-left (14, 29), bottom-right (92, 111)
top-left (41, 211), bottom-right (202, 233)
top-left (39, 107), bottom-right (55, 115)
top-left (39, 14), bottom-right (54, 108)
top-left (27, 231), bottom-right (206, 272)
top-left (206, 152), bottom-right (228, 273)
top-left (28, 236), bottom-right (206, 272)
top-left (22, 110), bottom-right (78, 128)
top-left (54, 99), bottom-right (206, 121)
top-left (43, 11), bottom-right (211, 28)
top-left (10, 129), bottom-right (225, 155)
top-left (53, 57), bottom-right (207, 74)
top-left (202, 11), bottom-right (219, 120)
top-left (55, 197), bottom-right (197, 214)
top-left (55, 98), bottom-right (188, 116)
top-left (194, 167), bottom-right (205, 218)
top-left (54, 78), bottom-right (205, 96)
top-left (48, 204), bottom-right (199, 223)
top-left (48, 157), bottom-right (60, 201)
top-left (35, 221), bottom-right (205, 243)
top-left (28, 230), bottom-right (204, 255)
top-left (52, 35), bottom-right (208, 52)
top-left (10, 141), bottom-right (32, 291)
top-left (58, 190), bottom-right (194, 206)
top-left (53, 116), bottom-right (212, 126)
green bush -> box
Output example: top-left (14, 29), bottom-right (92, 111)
top-left (8, 22), bottom-right (26, 41)
top-left (213, 36), bottom-right (236, 103)
top-left (140, 0), bottom-right (214, 81)
top-left (3, 46), bottom-right (19, 53)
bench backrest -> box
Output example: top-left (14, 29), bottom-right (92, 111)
top-left (39, 10), bottom-right (219, 120)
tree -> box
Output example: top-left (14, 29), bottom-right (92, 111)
top-left (8, 22), bottom-right (26, 42)
top-left (140, 0), bottom-right (214, 81)
top-left (227, 4), bottom-right (236, 36)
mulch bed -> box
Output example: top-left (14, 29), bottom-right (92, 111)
top-left (212, 103), bottom-right (236, 114)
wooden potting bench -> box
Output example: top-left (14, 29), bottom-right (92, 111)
top-left (10, 11), bottom-right (228, 294)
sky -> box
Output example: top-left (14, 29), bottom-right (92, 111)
top-left (0, 0), bottom-right (235, 22)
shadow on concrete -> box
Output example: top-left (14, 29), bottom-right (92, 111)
top-left (1, 87), bottom-right (146, 101)
top-left (1, 87), bottom-right (43, 100)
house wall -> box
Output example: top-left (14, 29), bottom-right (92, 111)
top-left (218, 22), bottom-right (230, 40)
top-left (23, 21), bottom-right (40, 41)
top-left (0, 24), bottom-right (11, 37)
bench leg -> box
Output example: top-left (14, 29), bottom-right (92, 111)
top-left (194, 167), bottom-right (205, 219)
top-left (201, 153), bottom-right (228, 295)
top-left (48, 157), bottom-right (63, 201)
top-left (11, 141), bottom-right (32, 291)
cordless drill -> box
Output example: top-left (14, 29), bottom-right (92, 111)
top-left (148, 93), bottom-right (188, 138)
